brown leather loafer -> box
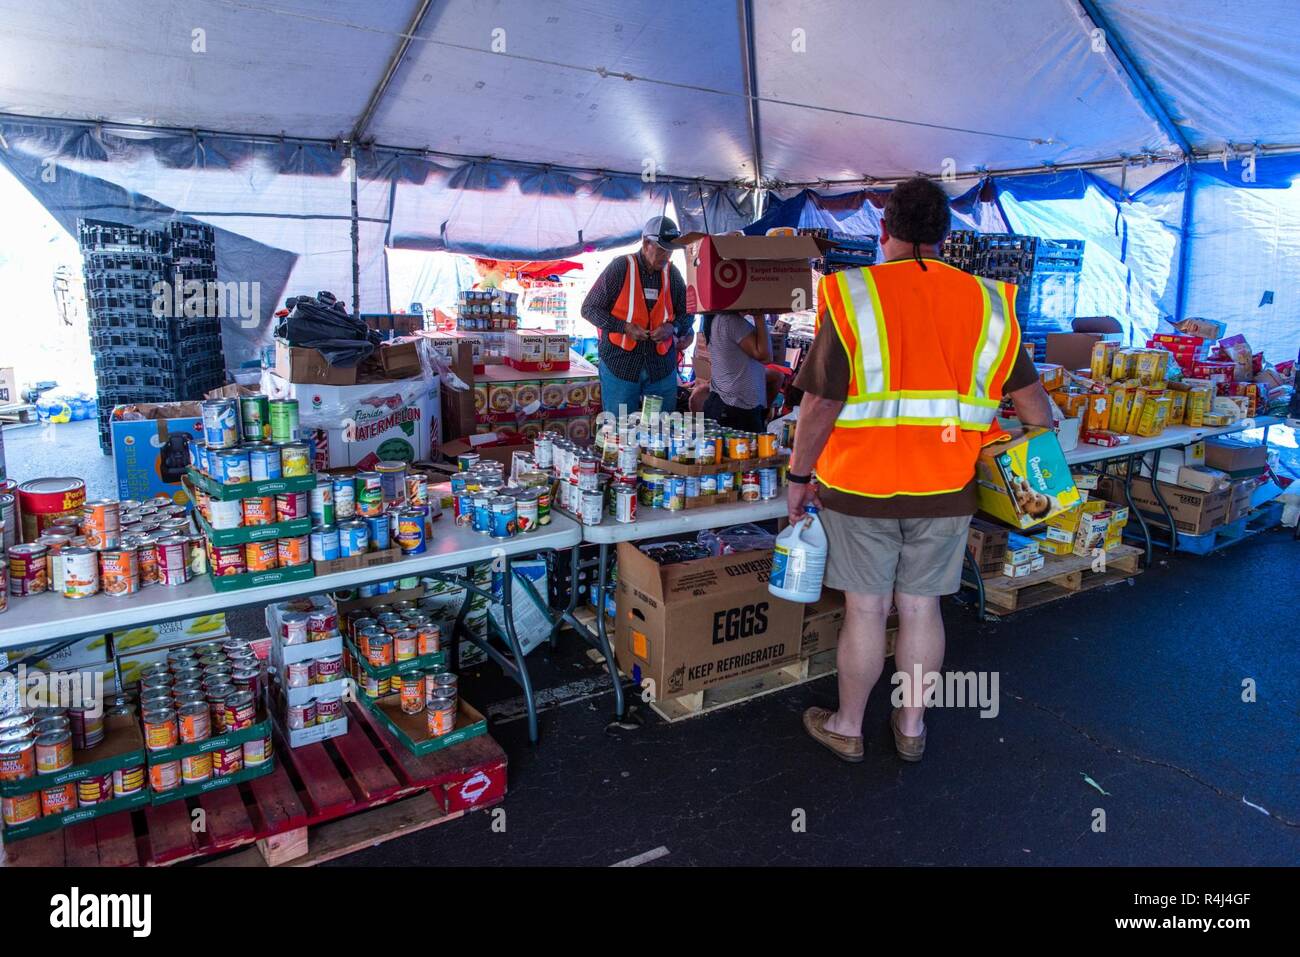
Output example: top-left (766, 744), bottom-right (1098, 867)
top-left (802, 706), bottom-right (864, 763)
top-left (890, 710), bottom-right (926, 762)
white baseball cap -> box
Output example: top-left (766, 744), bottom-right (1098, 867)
top-left (642, 216), bottom-right (681, 249)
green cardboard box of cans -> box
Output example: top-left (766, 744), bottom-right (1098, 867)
top-left (141, 717), bottom-right (272, 765)
top-left (343, 636), bottom-right (447, 681)
top-left (2, 789), bottom-right (151, 842)
top-left (209, 561), bottom-right (316, 593)
top-left (192, 504), bottom-right (311, 548)
top-left (187, 468), bottom-right (317, 502)
top-left (147, 759), bottom-right (274, 807)
top-left (357, 694), bottom-right (487, 756)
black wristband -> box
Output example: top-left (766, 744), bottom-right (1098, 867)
top-left (788, 472), bottom-right (813, 485)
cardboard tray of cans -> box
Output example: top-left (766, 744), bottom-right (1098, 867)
top-left (186, 467), bottom-right (317, 501)
top-left (313, 545), bottom-right (405, 577)
top-left (3, 786), bottom-right (150, 842)
top-left (343, 636), bottom-right (448, 681)
top-left (335, 586), bottom-right (427, 615)
top-left (357, 695), bottom-right (487, 756)
top-left (148, 757), bottom-right (275, 808)
top-left (143, 717), bottom-right (273, 766)
top-left (275, 712), bottom-right (349, 750)
top-left (0, 718), bottom-right (145, 798)
top-left (209, 561), bottom-right (315, 593)
top-left (191, 500), bottom-right (312, 547)
top-left (1, 719), bottom-right (149, 843)
top-left (639, 451), bottom-right (790, 477)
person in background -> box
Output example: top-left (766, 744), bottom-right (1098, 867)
top-left (787, 176), bottom-right (1055, 764)
top-left (697, 312), bottom-right (772, 432)
top-left (582, 217), bottom-right (695, 418)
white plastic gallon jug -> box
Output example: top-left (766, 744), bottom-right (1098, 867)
top-left (768, 507), bottom-right (827, 603)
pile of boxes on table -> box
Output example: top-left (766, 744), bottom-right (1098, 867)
top-left (430, 328), bottom-right (600, 446)
top-left (1037, 318), bottom-right (1296, 450)
top-left (1099, 437), bottom-right (1277, 539)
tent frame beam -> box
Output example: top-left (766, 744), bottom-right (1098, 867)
top-left (736, 0), bottom-right (764, 213)
top-left (352, 0), bottom-right (437, 144)
top-left (1075, 0), bottom-right (1191, 156)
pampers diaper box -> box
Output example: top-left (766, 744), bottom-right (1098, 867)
top-left (976, 427), bottom-right (1080, 529)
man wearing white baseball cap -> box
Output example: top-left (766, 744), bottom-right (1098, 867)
top-left (582, 216), bottom-right (695, 417)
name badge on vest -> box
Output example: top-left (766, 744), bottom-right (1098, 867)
top-left (643, 287), bottom-right (659, 302)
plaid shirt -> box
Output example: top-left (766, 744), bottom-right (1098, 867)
top-left (581, 253), bottom-right (693, 382)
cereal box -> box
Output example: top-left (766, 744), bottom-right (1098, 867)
top-left (488, 384), bottom-right (516, 414)
top-left (1091, 341), bottom-right (1119, 381)
top-left (1083, 393), bottom-right (1109, 431)
top-left (1073, 510), bottom-right (1112, 557)
top-left (540, 379), bottom-right (567, 410)
top-left (565, 380), bottom-right (590, 409)
top-left (976, 427), bottom-right (1081, 529)
top-left (514, 380), bottom-right (542, 413)
top-left (545, 335), bottom-right (570, 364)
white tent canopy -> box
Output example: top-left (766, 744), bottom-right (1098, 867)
top-left (1, 0), bottom-right (1298, 366)
top-left (2, 0), bottom-right (1297, 184)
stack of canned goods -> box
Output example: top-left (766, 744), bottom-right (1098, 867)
top-left (138, 638), bottom-right (272, 793)
top-left (4, 492), bottom-right (202, 604)
top-left (190, 483), bottom-right (313, 577)
top-left (310, 461), bottom-right (434, 562)
top-left (340, 600), bottom-right (459, 738)
top-left (449, 452), bottom-right (550, 540)
top-left (542, 417), bottom-right (787, 526)
top-left (191, 395), bottom-right (310, 483)
top-left (0, 697), bottom-right (143, 828)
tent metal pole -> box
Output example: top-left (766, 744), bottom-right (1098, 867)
top-left (1174, 160), bottom-right (1196, 322)
top-left (349, 142), bottom-right (360, 316)
top-left (736, 0), bottom-right (764, 196)
top-left (352, 0), bottom-right (436, 143)
top-left (1075, 0), bottom-right (1192, 157)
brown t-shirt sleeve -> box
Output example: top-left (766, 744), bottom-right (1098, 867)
top-left (1002, 329), bottom-right (1039, 393)
top-left (792, 305), bottom-right (851, 402)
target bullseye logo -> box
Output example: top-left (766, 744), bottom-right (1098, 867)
top-left (714, 260), bottom-right (744, 289)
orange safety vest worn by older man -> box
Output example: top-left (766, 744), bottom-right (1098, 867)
top-left (606, 254), bottom-right (673, 356)
top-left (812, 259), bottom-right (1022, 498)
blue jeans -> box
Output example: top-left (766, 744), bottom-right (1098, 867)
top-left (599, 363), bottom-right (678, 419)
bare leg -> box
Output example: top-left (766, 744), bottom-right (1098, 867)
top-left (892, 592), bottom-right (945, 736)
top-left (823, 591), bottom-right (890, 738)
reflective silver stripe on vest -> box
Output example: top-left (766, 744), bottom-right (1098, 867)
top-left (972, 277), bottom-right (1010, 397)
top-left (835, 395), bottom-right (1000, 426)
top-left (839, 268), bottom-right (887, 394)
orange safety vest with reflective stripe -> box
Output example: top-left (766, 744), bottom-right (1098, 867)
top-left (606, 255), bottom-right (673, 355)
top-left (814, 259), bottom-right (1021, 498)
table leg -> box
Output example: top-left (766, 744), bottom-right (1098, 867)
top-left (497, 554), bottom-right (540, 744)
top-left (1145, 451), bottom-right (1179, 554)
top-left (1124, 454), bottom-right (1153, 566)
top-left (593, 543), bottom-right (626, 719)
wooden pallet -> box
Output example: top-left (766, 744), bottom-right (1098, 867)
top-left (0, 701), bottom-right (506, 868)
top-left (982, 544), bottom-right (1142, 616)
top-left (646, 629), bottom-right (897, 723)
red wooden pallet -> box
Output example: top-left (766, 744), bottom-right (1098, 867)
top-left (0, 701), bottom-right (507, 868)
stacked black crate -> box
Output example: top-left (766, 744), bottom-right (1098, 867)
top-left (79, 220), bottom-right (226, 452)
top-left (940, 230), bottom-right (1084, 359)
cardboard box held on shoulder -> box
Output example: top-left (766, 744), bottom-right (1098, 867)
top-left (675, 232), bottom-right (829, 314)
top-left (614, 543), bottom-right (803, 699)
top-left (975, 427), bottom-right (1080, 529)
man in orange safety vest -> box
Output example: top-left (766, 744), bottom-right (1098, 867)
top-left (788, 177), bottom-right (1056, 764)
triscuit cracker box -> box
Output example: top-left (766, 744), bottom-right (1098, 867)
top-left (976, 427), bottom-right (1080, 529)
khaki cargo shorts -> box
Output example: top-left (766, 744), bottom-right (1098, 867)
top-left (821, 511), bottom-right (973, 597)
